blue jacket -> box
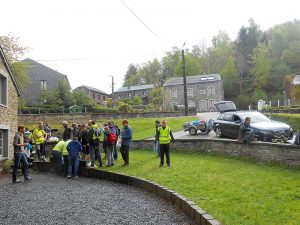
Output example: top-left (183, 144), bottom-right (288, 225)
top-left (67, 140), bottom-right (82, 156)
top-left (121, 126), bottom-right (132, 146)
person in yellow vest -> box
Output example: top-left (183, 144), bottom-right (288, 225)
top-left (33, 121), bottom-right (47, 161)
top-left (52, 140), bottom-right (65, 175)
top-left (87, 120), bottom-right (102, 168)
top-left (62, 140), bottom-right (71, 176)
top-left (155, 120), bottom-right (175, 167)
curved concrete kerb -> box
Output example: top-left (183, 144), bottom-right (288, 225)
top-left (33, 161), bottom-right (221, 225)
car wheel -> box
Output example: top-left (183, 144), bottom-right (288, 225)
top-left (215, 126), bottom-right (223, 138)
top-left (189, 127), bottom-right (197, 136)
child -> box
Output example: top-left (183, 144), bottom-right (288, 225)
top-left (103, 126), bottom-right (114, 167)
top-left (66, 137), bottom-right (82, 179)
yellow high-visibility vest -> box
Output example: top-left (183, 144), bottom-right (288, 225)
top-left (62, 140), bottom-right (71, 156)
top-left (158, 126), bottom-right (171, 144)
top-left (53, 141), bottom-right (65, 153)
top-left (33, 129), bottom-right (45, 144)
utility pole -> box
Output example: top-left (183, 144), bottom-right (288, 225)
top-left (181, 48), bottom-right (188, 116)
top-left (111, 76), bottom-right (115, 108)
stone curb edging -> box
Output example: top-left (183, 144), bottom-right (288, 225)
top-left (33, 162), bottom-right (221, 225)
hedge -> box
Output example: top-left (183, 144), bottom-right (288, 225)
top-left (271, 113), bottom-right (300, 131)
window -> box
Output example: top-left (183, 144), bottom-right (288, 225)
top-left (0, 74), bottom-right (8, 106)
top-left (98, 95), bottom-right (101, 100)
top-left (0, 130), bottom-right (3, 157)
top-left (132, 91), bottom-right (136, 97)
top-left (93, 93), bottom-right (95, 99)
top-left (207, 86), bottom-right (215, 95)
top-left (128, 92), bottom-right (132, 97)
top-left (143, 91), bottom-right (147, 96)
top-left (223, 114), bottom-right (233, 121)
top-left (103, 96), bottom-right (106, 101)
top-left (170, 90), bottom-right (177, 98)
top-left (187, 88), bottom-right (193, 97)
top-left (199, 89), bottom-right (206, 95)
top-left (40, 80), bottom-right (47, 90)
top-left (208, 99), bottom-right (215, 108)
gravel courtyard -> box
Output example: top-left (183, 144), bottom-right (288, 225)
top-left (0, 173), bottom-right (192, 225)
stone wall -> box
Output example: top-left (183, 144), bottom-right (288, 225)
top-left (18, 111), bottom-right (194, 125)
top-left (131, 139), bottom-right (300, 168)
top-left (0, 67), bottom-right (19, 159)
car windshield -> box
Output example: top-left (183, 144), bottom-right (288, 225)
top-left (239, 112), bottom-right (271, 123)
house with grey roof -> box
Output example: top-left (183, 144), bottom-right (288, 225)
top-left (74, 85), bottom-right (109, 106)
top-left (114, 84), bottom-right (154, 105)
top-left (21, 58), bottom-right (71, 106)
top-left (0, 45), bottom-right (21, 160)
top-left (163, 74), bottom-right (224, 112)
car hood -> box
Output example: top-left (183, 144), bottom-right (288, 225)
top-left (251, 121), bottom-right (290, 130)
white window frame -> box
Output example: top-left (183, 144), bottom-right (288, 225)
top-left (208, 99), bottom-right (215, 108)
top-left (0, 74), bottom-right (8, 107)
top-left (40, 80), bottom-right (47, 90)
top-left (0, 130), bottom-right (3, 157)
top-left (187, 88), bottom-right (193, 97)
top-left (208, 86), bottom-right (215, 95)
top-left (170, 90), bottom-right (177, 98)
top-left (199, 89), bottom-right (206, 95)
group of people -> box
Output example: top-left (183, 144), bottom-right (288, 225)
top-left (12, 117), bottom-right (177, 182)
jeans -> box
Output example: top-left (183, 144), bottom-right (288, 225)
top-left (105, 145), bottom-right (114, 166)
top-left (90, 143), bottom-right (102, 166)
top-left (63, 155), bottom-right (69, 176)
top-left (36, 142), bottom-right (46, 160)
top-left (112, 144), bottom-right (118, 159)
top-left (159, 143), bottom-right (170, 166)
top-left (12, 152), bottom-right (29, 181)
top-left (52, 150), bottom-right (62, 175)
top-left (120, 145), bottom-right (130, 165)
top-left (68, 154), bottom-right (79, 177)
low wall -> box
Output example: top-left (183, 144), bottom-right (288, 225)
top-left (18, 112), bottom-right (195, 125)
top-left (33, 162), bottom-right (221, 225)
top-left (132, 139), bottom-right (300, 168)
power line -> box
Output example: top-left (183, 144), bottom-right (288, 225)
top-left (119, 0), bottom-right (164, 42)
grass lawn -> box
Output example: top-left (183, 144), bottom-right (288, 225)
top-left (101, 149), bottom-right (300, 225)
top-left (24, 116), bottom-right (198, 140)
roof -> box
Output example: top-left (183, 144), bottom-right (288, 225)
top-left (292, 75), bottom-right (300, 85)
top-left (0, 45), bottom-right (21, 96)
top-left (115, 84), bottom-right (155, 93)
top-left (75, 85), bottom-right (109, 95)
top-left (21, 58), bottom-right (71, 89)
top-left (163, 74), bottom-right (221, 87)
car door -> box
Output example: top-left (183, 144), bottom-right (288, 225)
top-left (232, 114), bottom-right (242, 138)
top-left (221, 114), bottom-right (234, 137)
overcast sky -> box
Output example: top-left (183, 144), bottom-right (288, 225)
top-left (1, 0), bottom-right (299, 93)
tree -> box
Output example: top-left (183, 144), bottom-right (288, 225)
top-left (128, 96), bottom-right (142, 105)
top-left (57, 80), bottom-right (73, 108)
top-left (250, 43), bottom-right (272, 90)
top-left (149, 87), bottom-right (163, 106)
top-left (123, 64), bottom-right (138, 86)
top-left (118, 102), bottom-right (134, 113)
top-left (0, 34), bottom-right (30, 91)
top-left (72, 90), bottom-right (96, 109)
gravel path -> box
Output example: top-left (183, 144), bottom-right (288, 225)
top-left (0, 173), bottom-right (192, 225)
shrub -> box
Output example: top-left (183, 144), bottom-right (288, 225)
top-left (271, 113), bottom-right (300, 131)
top-left (1, 159), bottom-right (13, 175)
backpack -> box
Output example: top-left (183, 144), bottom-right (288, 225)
top-left (108, 132), bottom-right (117, 144)
top-left (294, 131), bottom-right (300, 145)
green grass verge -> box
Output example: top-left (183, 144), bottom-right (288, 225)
top-left (23, 116), bottom-right (198, 140)
top-left (271, 113), bottom-right (300, 131)
top-left (101, 149), bottom-right (300, 225)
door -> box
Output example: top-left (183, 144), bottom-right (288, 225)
top-left (199, 100), bottom-right (207, 112)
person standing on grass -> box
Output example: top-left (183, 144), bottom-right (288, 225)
top-left (33, 121), bottom-right (47, 161)
top-left (154, 120), bottom-right (161, 156)
top-left (156, 120), bottom-right (175, 167)
top-left (108, 121), bottom-right (119, 160)
top-left (103, 126), bottom-right (115, 167)
top-left (67, 137), bottom-right (82, 179)
top-left (12, 126), bottom-right (31, 183)
top-left (120, 119), bottom-right (132, 167)
top-left (79, 124), bottom-right (90, 161)
top-left (88, 120), bottom-right (102, 168)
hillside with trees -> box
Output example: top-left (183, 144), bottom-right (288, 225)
top-left (123, 19), bottom-right (300, 109)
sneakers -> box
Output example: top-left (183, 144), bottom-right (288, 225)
top-left (159, 164), bottom-right (163, 167)
top-left (74, 176), bottom-right (79, 179)
top-left (12, 179), bottom-right (22, 183)
top-left (67, 175), bottom-right (71, 179)
top-left (24, 177), bottom-right (32, 181)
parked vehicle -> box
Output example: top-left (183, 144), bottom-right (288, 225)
top-left (213, 101), bottom-right (293, 142)
top-left (183, 118), bottom-right (214, 136)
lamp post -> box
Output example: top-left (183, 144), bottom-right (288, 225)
top-left (181, 42), bottom-right (188, 116)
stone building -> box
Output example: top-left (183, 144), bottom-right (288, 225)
top-left (114, 84), bottom-right (154, 105)
top-left (163, 74), bottom-right (224, 112)
top-left (0, 46), bottom-right (21, 160)
top-left (21, 58), bottom-right (71, 106)
top-left (74, 85), bottom-right (109, 106)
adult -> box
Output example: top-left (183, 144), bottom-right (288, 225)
top-left (238, 117), bottom-right (256, 143)
top-left (88, 120), bottom-right (102, 167)
top-left (12, 126), bottom-right (31, 183)
top-left (33, 121), bottom-right (47, 161)
top-left (108, 121), bottom-right (119, 160)
top-left (52, 140), bottom-right (65, 175)
top-left (62, 121), bottom-right (71, 141)
top-left (43, 121), bottom-right (52, 141)
top-left (79, 124), bottom-right (90, 160)
top-left (120, 119), bottom-right (132, 167)
top-left (72, 123), bottom-right (80, 139)
top-left (62, 140), bottom-right (71, 176)
top-left (103, 126), bottom-right (114, 167)
top-left (67, 137), bottom-right (82, 179)
top-left (156, 120), bottom-right (175, 167)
